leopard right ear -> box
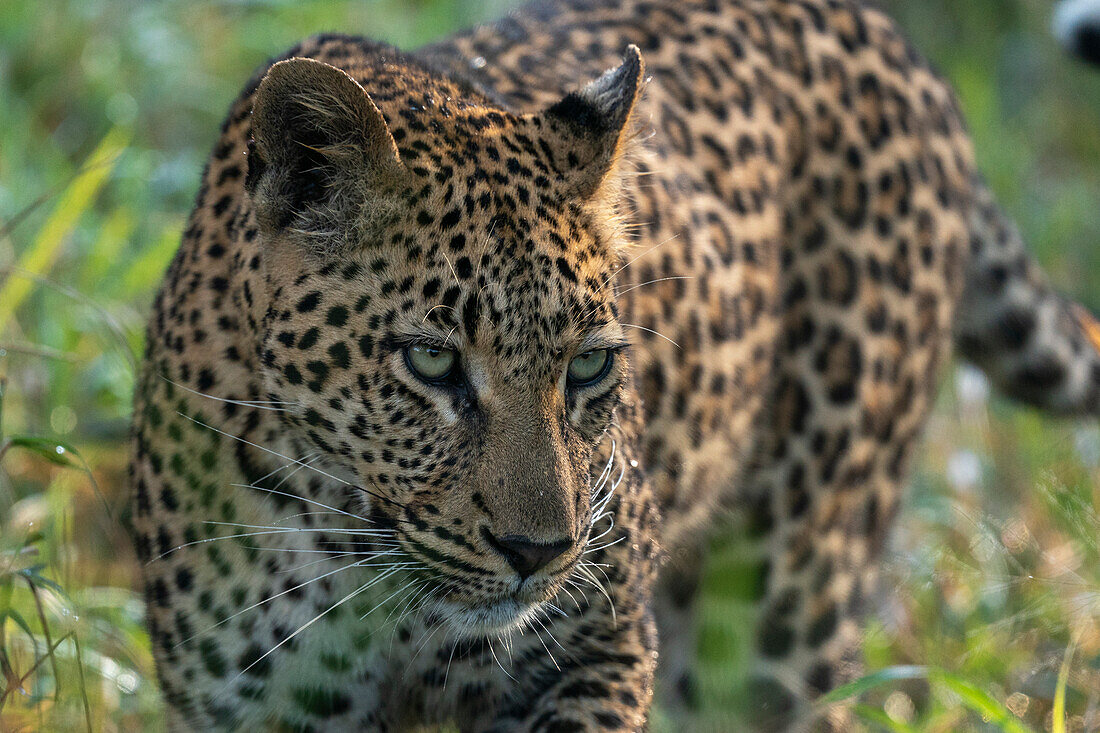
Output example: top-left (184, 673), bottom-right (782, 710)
top-left (247, 57), bottom-right (406, 239)
top-left (539, 45), bottom-right (646, 199)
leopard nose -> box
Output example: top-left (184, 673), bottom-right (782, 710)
top-left (483, 529), bottom-right (571, 579)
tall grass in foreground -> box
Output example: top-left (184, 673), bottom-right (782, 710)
top-left (0, 388), bottom-right (161, 732)
top-left (0, 128), bottom-right (163, 730)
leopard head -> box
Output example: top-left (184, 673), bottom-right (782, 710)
top-left (244, 47), bottom-right (645, 635)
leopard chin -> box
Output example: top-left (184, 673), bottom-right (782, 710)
top-left (434, 595), bottom-right (547, 638)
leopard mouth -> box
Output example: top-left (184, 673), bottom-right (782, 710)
top-left (427, 574), bottom-right (571, 638)
top-left (392, 527), bottom-right (584, 637)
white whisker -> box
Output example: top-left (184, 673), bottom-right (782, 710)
top-left (558, 583), bottom-right (583, 611)
top-left (383, 579), bottom-right (429, 630)
top-left (584, 536), bottom-right (626, 555)
top-left (587, 516), bottom-right (617, 546)
top-left (280, 550), bottom-right (405, 573)
top-left (442, 638), bottom-right (460, 691)
top-left (525, 615), bottom-right (560, 671)
top-left (486, 636), bottom-right (517, 682)
top-left (390, 582), bottom-right (434, 654)
top-left (359, 577), bottom-right (421, 622)
top-left (601, 232), bottom-right (681, 290)
top-left (177, 412), bottom-right (354, 488)
top-left (590, 440), bottom-right (617, 497)
top-left (613, 275), bottom-right (694, 299)
top-left (234, 566), bottom-right (401, 680)
top-left (619, 322), bottom-right (681, 349)
top-left (178, 555), bottom-right (392, 649)
top-left (203, 520), bottom-right (395, 537)
top-left (406, 616), bottom-right (448, 676)
top-left (161, 376), bottom-right (299, 412)
top-left (150, 527), bottom-right (336, 562)
top-left (576, 563), bottom-right (617, 626)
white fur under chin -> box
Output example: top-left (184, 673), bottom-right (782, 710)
top-left (1053, 0), bottom-right (1100, 48)
top-left (432, 595), bottom-right (547, 639)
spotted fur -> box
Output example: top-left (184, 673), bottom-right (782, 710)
top-left (131, 1), bottom-right (1100, 730)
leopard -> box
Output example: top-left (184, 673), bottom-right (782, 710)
top-left (129, 0), bottom-right (1100, 730)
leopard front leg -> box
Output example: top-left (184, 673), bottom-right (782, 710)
top-left (736, 480), bottom-right (893, 732)
top-left (652, 540), bottom-right (705, 714)
top-left (731, 362), bottom-right (939, 731)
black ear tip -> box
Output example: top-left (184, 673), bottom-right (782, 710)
top-left (623, 45), bottom-right (643, 71)
top-left (546, 48), bottom-right (646, 134)
top-left (618, 45), bottom-right (645, 90)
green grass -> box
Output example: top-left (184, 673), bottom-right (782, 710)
top-left (1, 0), bottom-right (1099, 730)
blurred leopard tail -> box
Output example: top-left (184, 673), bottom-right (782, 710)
top-left (1055, 0), bottom-right (1100, 65)
top-left (954, 177), bottom-right (1100, 415)
top-left (960, 1), bottom-right (1100, 414)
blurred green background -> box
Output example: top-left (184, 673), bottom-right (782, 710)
top-left (0, 0), bottom-right (1097, 730)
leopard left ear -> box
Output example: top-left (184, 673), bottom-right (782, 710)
top-left (247, 57), bottom-right (407, 246)
top-left (541, 45), bottom-right (645, 198)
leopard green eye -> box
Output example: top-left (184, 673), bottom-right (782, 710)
top-left (405, 344), bottom-right (456, 382)
top-left (567, 349), bottom-right (611, 386)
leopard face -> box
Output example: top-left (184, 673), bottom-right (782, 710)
top-left (245, 53), bottom-right (644, 635)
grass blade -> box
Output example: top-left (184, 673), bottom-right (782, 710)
top-left (0, 608), bottom-right (39, 661)
top-left (25, 580), bottom-right (62, 703)
top-left (4, 436), bottom-right (111, 518)
top-left (928, 669), bottom-right (1034, 733)
top-left (0, 126), bottom-right (129, 328)
top-left (819, 665), bottom-right (1035, 733)
top-left (7, 436), bottom-right (84, 469)
top-left (1052, 640), bottom-right (1075, 733)
top-left (817, 665), bottom-right (928, 705)
top-left (73, 635), bottom-right (93, 733)
top-left (78, 207), bottom-right (135, 290)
